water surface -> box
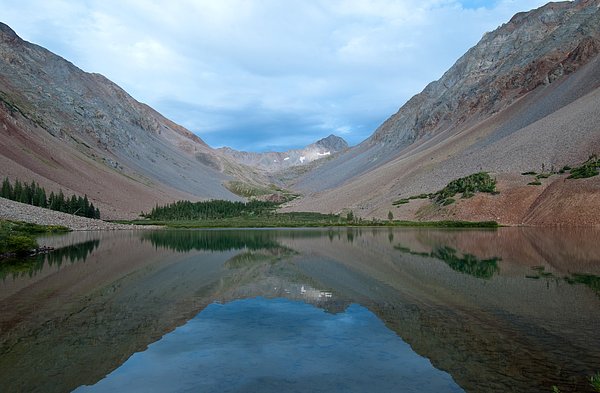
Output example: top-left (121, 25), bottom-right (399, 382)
top-left (75, 298), bottom-right (462, 393)
top-left (1, 227), bottom-right (599, 393)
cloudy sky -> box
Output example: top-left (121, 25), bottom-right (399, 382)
top-left (1, 0), bottom-right (547, 152)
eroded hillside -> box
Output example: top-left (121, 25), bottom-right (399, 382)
top-left (284, 0), bottom-right (600, 226)
top-left (0, 22), bottom-right (242, 218)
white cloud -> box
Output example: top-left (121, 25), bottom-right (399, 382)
top-left (0, 0), bottom-right (548, 151)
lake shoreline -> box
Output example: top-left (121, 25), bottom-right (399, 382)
top-left (4, 196), bottom-right (599, 231)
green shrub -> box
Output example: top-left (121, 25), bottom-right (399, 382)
top-left (590, 372), bottom-right (600, 392)
top-left (4, 235), bottom-right (37, 255)
top-left (0, 220), bottom-right (65, 256)
top-left (393, 174), bottom-right (497, 208)
top-left (528, 180), bottom-right (542, 185)
top-left (432, 172), bottom-right (496, 205)
top-left (521, 171), bottom-right (537, 175)
top-left (568, 155), bottom-right (599, 179)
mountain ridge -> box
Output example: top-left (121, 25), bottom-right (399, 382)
top-left (218, 134), bottom-right (348, 172)
top-left (1, 0), bottom-right (600, 225)
top-left (0, 20), bottom-right (355, 217)
top-left (283, 0), bottom-right (600, 225)
top-left (292, 0), bottom-right (600, 195)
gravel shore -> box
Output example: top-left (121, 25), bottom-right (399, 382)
top-left (0, 197), bottom-right (160, 231)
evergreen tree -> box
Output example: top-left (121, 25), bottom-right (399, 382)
top-left (56, 190), bottom-right (66, 212)
top-left (82, 195), bottom-right (90, 217)
top-left (1, 177), bottom-right (12, 199)
top-left (346, 210), bottom-right (354, 222)
top-left (48, 191), bottom-right (56, 210)
top-left (20, 182), bottom-right (31, 204)
top-left (29, 181), bottom-right (37, 204)
top-left (0, 177), bottom-right (101, 218)
top-left (13, 180), bottom-right (23, 203)
top-left (69, 195), bottom-right (78, 214)
top-left (0, 177), bottom-right (100, 218)
top-left (35, 187), bottom-right (47, 208)
top-left (87, 203), bottom-right (95, 218)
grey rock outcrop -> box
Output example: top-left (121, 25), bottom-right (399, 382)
top-left (371, 0), bottom-right (600, 147)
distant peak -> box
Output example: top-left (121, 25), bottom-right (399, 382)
top-left (315, 134), bottom-right (349, 151)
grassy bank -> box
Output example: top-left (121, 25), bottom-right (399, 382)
top-left (0, 219), bottom-right (70, 258)
top-left (133, 199), bottom-right (499, 229)
top-left (118, 215), bottom-right (499, 229)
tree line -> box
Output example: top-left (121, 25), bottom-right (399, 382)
top-left (144, 199), bottom-right (277, 221)
top-left (1, 177), bottom-right (100, 219)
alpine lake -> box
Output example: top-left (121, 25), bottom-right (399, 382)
top-left (1, 227), bottom-right (599, 393)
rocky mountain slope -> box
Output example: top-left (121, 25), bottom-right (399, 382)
top-left (0, 22), bottom-right (249, 219)
top-left (218, 134), bottom-right (348, 172)
top-left (285, 0), bottom-right (600, 226)
top-left (2, 0), bottom-right (599, 226)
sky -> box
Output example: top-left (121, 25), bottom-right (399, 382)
top-left (0, 0), bottom-right (548, 152)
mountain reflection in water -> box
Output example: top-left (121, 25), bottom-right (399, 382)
top-left (75, 297), bottom-right (463, 393)
top-left (0, 227), bottom-right (599, 393)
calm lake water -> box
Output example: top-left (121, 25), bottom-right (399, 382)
top-left (1, 227), bottom-right (599, 393)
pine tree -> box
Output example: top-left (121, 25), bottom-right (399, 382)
top-left (0, 178), bottom-right (102, 216)
top-left (346, 210), bottom-right (354, 222)
top-left (29, 181), bottom-right (37, 204)
top-left (56, 190), bottom-right (66, 212)
top-left (20, 182), bottom-right (31, 204)
top-left (82, 195), bottom-right (90, 217)
top-left (1, 177), bottom-right (12, 199)
top-left (74, 196), bottom-right (82, 216)
top-left (35, 187), bottom-right (47, 208)
top-left (13, 180), bottom-right (23, 203)
top-left (69, 195), bottom-right (78, 214)
top-left (48, 191), bottom-right (56, 210)
top-left (87, 202), bottom-right (95, 218)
